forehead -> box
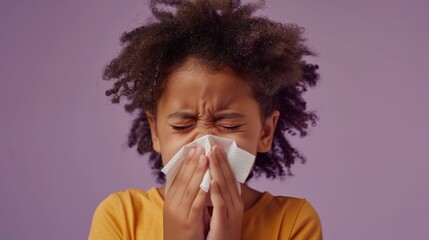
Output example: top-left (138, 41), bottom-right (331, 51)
top-left (160, 58), bottom-right (255, 104)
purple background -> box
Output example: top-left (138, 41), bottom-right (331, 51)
top-left (1, 0), bottom-right (428, 239)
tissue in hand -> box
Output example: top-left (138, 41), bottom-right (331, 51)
top-left (161, 134), bottom-right (255, 195)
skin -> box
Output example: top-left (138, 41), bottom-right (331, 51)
top-left (147, 57), bottom-right (279, 240)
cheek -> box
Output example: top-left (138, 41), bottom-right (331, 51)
top-left (235, 121), bottom-right (263, 155)
top-left (159, 134), bottom-right (192, 166)
top-left (234, 135), bottom-right (260, 156)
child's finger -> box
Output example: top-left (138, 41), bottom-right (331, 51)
top-left (163, 148), bottom-right (208, 240)
top-left (203, 205), bottom-right (211, 236)
top-left (182, 154), bottom-right (208, 207)
top-left (215, 145), bottom-right (241, 204)
top-left (207, 180), bottom-right (243, 240)
top-left (209, 180), bottom-right (227, 220)
top-left (208, 146), bottom-right (231, 207)
top-left (188, 187), bottom-right (208, 222)
top-left (210, 145), bottom-right (240, 208)
top-left (168, 147), bottom-right (204, 205)
top-left (181, 154), bottom-right (209, 209)
top-left (167, 147), bottom-right (197, 200)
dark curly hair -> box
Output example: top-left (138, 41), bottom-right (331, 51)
top-left (103, 0), bottom-right (320, 183)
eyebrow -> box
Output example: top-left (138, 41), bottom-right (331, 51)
top-left (213, 112), bottom-right (245, 120)
top-left (167, 112), bottom-right (196, 119)
top-left (167, 111), bottom-right (245, 120)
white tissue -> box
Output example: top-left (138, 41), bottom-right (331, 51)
top-left (161, 134), bottom-right (255, 195)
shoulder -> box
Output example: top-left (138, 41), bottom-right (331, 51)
top-left (88, 188), bottom-right (163, 239)
top-left (106, 188), bottom-right (157, 200)
top-left (272, 195), bottom-right (323, 240)
top-left (243, 193), bottom-right (322, 240)
top-left (270, 195), bottom-right (320, 219)
top-left (101, 188), bottom-right (161, 205)
top-left (248, 192), bottom-right (318, 218)
top-left (93, 188), bottom-right (163, 218)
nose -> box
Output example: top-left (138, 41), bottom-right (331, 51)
top-left (194, 127), bottom-right (213, 140)
top-left (192, 128), bottom-right (220, 153)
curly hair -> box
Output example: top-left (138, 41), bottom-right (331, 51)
top-left (103, 0), bottom-right (320, 183)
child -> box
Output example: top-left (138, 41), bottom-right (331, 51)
top-left (89, 0), bottom-right (322, 239)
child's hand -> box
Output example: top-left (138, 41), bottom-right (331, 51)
top-left (206, 145), bottom-right (244, 240)
top-left (163, 147), bottom-right (209, 240)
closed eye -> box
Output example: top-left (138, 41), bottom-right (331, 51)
top-left (171, 125), bottom-right (193, 132)
top-left (219, 125), bottom-right (244, 132)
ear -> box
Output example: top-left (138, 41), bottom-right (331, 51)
top-left (146, 111), bottom-right (161, 153)
top-left (257, 110), bottom-right (280, 153)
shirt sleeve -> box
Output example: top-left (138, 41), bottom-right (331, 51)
top-left (88, 194), bottom-right (124, 240)
top-left (289, 201), bottom-right (323, 240)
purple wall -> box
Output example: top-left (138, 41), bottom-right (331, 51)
top-left (1, 1), bottom-right (428, 239)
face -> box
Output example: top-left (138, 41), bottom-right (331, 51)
top-left (147, 57), bottom-right (279, 166)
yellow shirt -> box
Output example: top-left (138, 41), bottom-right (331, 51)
top-left (88, 188), bottom-right (322, 240)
